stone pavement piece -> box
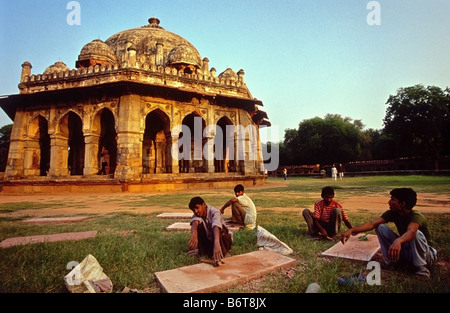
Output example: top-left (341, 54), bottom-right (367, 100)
top-left (321, 234), bottom-right (380, 262)
top-left (165, 222), bottom-right (241, 233)
top-left (23, 216), bottom-right (90, 223)
top-left (154, 250), bottom-right (298, 293)
top-left (166, 222), bottom-right (191, 231)
top-left (0, 231), bottom-right (97, 248)
top-left (157, 212), bottom-right (192, 219)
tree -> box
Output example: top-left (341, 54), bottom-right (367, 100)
top-left (383, 84), bottom-right (450, 169)
top-left (280, 128), bottom-right (299, 165)
top-left (283, 114), bottom-right (363, 165)
top-left (0, 124), bottom-right (12, 172)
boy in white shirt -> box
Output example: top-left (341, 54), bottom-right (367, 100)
top-left (220, 184), bottom-right (257, 230)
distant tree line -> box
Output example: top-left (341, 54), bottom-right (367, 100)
top-left (276, 84), bottom-right (450, 170)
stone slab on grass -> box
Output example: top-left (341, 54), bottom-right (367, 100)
top-left (166, 222), bottom-right (191, 231)
top-left (166, 222), bottom-right (241, 233)
top-left (154, 250), bottom-right (298, 293)
top-left (0, 231), bottom-right (97, 249)
top-left (157, 212), bottom-right (193, 219)
top-left (23, 216), bottom-right (90, 224)
top-left (321, 234), bottom-right (380, 262)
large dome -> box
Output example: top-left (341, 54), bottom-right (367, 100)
top-left (105, 17), bottom-right (203, 69)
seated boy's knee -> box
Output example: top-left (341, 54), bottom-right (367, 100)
top-left (375, 223), bottom-right (389, 235)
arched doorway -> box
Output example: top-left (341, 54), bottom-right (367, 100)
top-left (98, 109), bottom-right (117, 175)
top-left (179, 113), bottom-right (206, 173)
top-left (142, 109), bottom-right (170, 174)
top-left (60, 112), bottom-right (84, 176)
top-left (26, 115), bottom-right (50, 176)
top-left (215, 117), bottom-right (236, 173)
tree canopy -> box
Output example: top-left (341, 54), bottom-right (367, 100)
top-left (280, 114), bottom-right (364, 165)
top-left (279, 84), bottom-right (450, 168)
top-left (382, 84), bottom-right (450, 168)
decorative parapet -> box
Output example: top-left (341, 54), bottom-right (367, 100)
top-left (18, 61), bottom-right (250, 99)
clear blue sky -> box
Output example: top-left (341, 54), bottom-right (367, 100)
top-left (1, 0), bottom-right (449, 143)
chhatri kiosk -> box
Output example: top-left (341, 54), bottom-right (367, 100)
top-left (0, 17), bottom-right (271, 193)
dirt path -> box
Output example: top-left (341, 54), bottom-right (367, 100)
top-left (1, 187), bottom-right (449, 218)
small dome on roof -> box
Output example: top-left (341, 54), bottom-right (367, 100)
top-left (44, 61), bottom-right (69, 75)
top-left (76, 39), bottom-right (117, 68)
top-left (167, 44), bottom-right (202, 67)
top-left (218, 68), bottom-right (238, 80)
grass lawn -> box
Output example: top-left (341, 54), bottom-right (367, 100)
top-left (0, 175), bottom-right (449, 294)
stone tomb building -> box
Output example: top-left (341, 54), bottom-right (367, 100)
top-left (0, 18), bottom-right (271, 193)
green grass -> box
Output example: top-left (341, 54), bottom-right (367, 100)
top-left (0, 175), bottom-right (449, 293)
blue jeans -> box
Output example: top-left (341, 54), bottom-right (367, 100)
top-left (375, 224), bottom-right (437, 267)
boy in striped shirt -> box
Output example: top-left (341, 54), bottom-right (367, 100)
top-left (302, 186), bottom-right (353, 240)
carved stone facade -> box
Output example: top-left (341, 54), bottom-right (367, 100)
top-left (0, 18), bottom-right (270, 192)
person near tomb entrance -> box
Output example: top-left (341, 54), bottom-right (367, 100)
top-left (302, 186), bottom-right (353, 240)
top-left (341, 188), bottom-right (437, 279)
top-left (99, 153), bottom-right (107, 175)
top-left (188, 197), bottom-right (232, 264)
top-left (220, 184), bottom-right (257, 230)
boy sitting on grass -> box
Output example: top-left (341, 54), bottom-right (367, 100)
top-left (220, 184), bottom-right (257, 230)
top-left (341, 188), bottom-right (437, 278)
top-left (188, 196), bottom-right (232, 265)
top-left (302, 186), bottom-right (353, 240)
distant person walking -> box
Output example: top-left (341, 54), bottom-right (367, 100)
top-left (331, 164), bottom-right (338, 181)
top-left (283, 168), bottom-right (288, 180)
top-left (338, 164), bottom-right (344, 180)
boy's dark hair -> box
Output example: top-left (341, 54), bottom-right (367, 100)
top-left (390, 188), bottom-right (417, 210)
top-left (234, 184), bottom-right (245, 193)
top-left (189, 196), bottom-right (205, 211)
top-left (321, 186), bottom-right (335, 197)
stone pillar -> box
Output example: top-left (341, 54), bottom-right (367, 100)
top-left (156, 42), bottom-right (164, 66)
top-left (202, 57), bottom-right (210, 77)
top-left (127, 45), bottom-right (137, 68)
top-left (21, 61), bottom-right (32, 83)
top-left (204, 133), bottom-right (215, 173)
top-left (48, 135), bottom-right (70, 177)
top-left (83, 133), bottom-right (100, 176)
top-left (4, 108), bottom-right (27, 179)
top-left (114, 94), bottom-right (143, 180)
top-left (168, 134), bottom-right (179, 174)
top-left (23, 140), bottom-right (40, 177)
top-left (155, 131), bottom-right (166, 173)
top-left (149, 141), bottom-right (156, 173)
top-left (5, 139), bottom-right (25, 179)
top-left (237, 69), bottom-right (245, 84)
top-left (236, 133), bottom-right (255, 175)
